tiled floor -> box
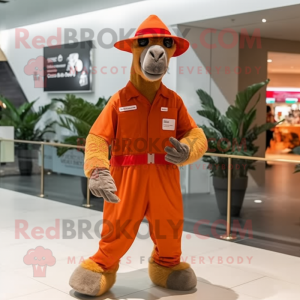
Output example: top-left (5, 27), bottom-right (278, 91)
top-left (1, 188), bottom-right (300, 300)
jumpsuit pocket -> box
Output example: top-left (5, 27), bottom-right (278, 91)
top-left (160, 108), bottom-right (178, 147)
top-left (118, 109), bottom-right (147, 155)
top-left (118, 110), bottom-right (140, 138)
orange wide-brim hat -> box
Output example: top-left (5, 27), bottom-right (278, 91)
top-left (114, 15), bottom-right (189, 57)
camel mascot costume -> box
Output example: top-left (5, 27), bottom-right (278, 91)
top-left (69, 15), bottom-right (207, 296)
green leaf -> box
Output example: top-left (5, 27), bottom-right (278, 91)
top-left (0, 96), bottom-right (20, 124)
top-left (235, 79), bottom-right (269, 112)
top-left (196, 79), bottom-right (272, 178)
top-left (226, 79), bottom-right (269, 137)
top-left (242, 108), bottom-right (256, 136)
top-left (53, 94), bottom-right (109, 154)
top-left (0, 96), bottom-right (54, 141)
top-left (196, 89), bottom-right (215, 109)
top-left (17, 100), bottom-right (36, 121)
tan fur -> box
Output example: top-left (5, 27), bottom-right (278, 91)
top-left (69, 265), bottom-right (102, 296)
top-left (130, 38), bottom-right (176, 103)
top-left (81, 258), bottom-right (104, 273)
top-left (148, 257), bottom-right (191, 288)
top-left (178, 128), bottom-right (208, 167)
top-left (84, 134), bottom-right (109, 177)
top-left (98, 271), bottom-right (117, 296)
top-left (71, 259), bottom-right (119, 297)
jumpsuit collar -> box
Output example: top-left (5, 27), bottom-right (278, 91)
top-left (125, 81), bottom-right (169, 102)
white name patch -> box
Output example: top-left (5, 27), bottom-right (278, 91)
top-left (162, 118), bottom-right (175, 131)
top-left (119, 105), bottom-right (137, 112)
top-left (161, 107), bottom-right (168, 112)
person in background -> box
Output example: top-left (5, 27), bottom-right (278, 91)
top-left (266, 105), bottom-right (275, 167)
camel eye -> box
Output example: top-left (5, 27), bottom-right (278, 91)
top-left (138, 38), bottom-right (149, 47)
top-left (163, 38), bottom-right (173, 48)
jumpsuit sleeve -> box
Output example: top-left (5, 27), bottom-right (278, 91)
top-left (176, 95), bottom-right (208, 167)
top-left (84, 99), bottom-right (118, 177)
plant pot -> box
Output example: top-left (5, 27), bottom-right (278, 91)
top-left (213, 176), bottom-right (248, 217)
top-left (18, 149), bottom-right (33, 176)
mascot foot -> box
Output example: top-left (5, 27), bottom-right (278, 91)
top-left (148, 258), bottom-right (197, 291)
top-left (69, 259), bottom-right (118, 296)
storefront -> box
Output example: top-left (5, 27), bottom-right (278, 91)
top-left (266, 50), bottom-right (300, 154)
top-left (266, 88), bottom-right (300, 153)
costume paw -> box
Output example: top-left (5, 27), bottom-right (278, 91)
top-left (148, 258), bottom-right (197, 291)
top-left (69, 259), bottom-right (118, 296)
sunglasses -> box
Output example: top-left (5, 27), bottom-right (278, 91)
top-left (137, 38), bottom-right (174, 48)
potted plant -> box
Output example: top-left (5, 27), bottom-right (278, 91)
top-left (0, 96), bottom-right (54, 175)
top-left (52, 94), bottom-right (109, 198)
top-left (196, 79), bottom-right (280, 216)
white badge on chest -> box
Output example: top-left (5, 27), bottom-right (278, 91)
top-left (162, 118), bottom-right (175, 131)
top-left (119, 105), bottom-right (137, 112)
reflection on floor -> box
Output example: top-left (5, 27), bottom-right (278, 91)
top-left (1, 188), bottom-right (300, 300)
top-left (1, 159), bottom-right (300, 258)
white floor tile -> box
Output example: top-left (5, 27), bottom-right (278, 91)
top-left (0, 229), bottom-right (28, 247)
top-left (194, 264), bottom-right (263, 288)
top-left (181, 233), bottom-right (233, 256)
top-left (6, 288), bottom-right (74, 300)
top-left (0, 239), bottom-right (90, 270)
top-left (0, 269), bottom-right (50, 300)
top-left (16, 255), bottom-right (88, 294)
top-left (197, 241), bottom-right (300, 279)
top-left (269, 260), bottom-right (300, 286)
top-left (233, 277), bottom-right (300, 299)
top-left (0, 189), bottom-right (101, 230)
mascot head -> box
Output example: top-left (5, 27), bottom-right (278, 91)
top-left (114, 15), bottom-right (189, 83)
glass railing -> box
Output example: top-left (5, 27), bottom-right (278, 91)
top-left (0, 139), bottom-right (97, 210)
top-left (1, 138), bottom-right (300, 254)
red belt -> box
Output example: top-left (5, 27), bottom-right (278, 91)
top-left (110, 153), bottom-right (172, 167)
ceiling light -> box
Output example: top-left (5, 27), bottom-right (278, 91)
top-left (254, 200), bottom-right (262, 203)
top-left (262, 19), bottom-right (267, 23)
top-left (267, 59), bottom-right (272, 63)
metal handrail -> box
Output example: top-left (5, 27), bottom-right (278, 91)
top-left (0, 138), bottom-right (90, 206)
top-left (0, 138), bottom-right (85, 149)
top-left (1, 138), bottom-right (300, 240)
top-left (203, 151), bottom-right (300, 164)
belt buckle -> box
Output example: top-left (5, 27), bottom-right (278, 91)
top-left (147, 153), bottom-right (154, 164)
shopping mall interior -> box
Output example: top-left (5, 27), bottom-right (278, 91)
top-left (1, 1), bottom-right (300, 299)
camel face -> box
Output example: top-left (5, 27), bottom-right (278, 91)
top-left (131, 37), bottom-right (176, 82)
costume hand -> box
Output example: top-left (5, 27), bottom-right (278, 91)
top-left (164, 137), bottom-right (190, 164)
top-left (89, 168), bottom-right (120, 203)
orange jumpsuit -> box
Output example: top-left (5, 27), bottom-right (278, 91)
top-left (88, 81), bottom-right (199, 270)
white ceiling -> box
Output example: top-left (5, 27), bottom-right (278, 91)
top-left (0, 0), bottom-right (147, 30)
top-left (268, 52), bottom-right (300, 74)
top-left (183, 4), bottom-right (300, 42)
